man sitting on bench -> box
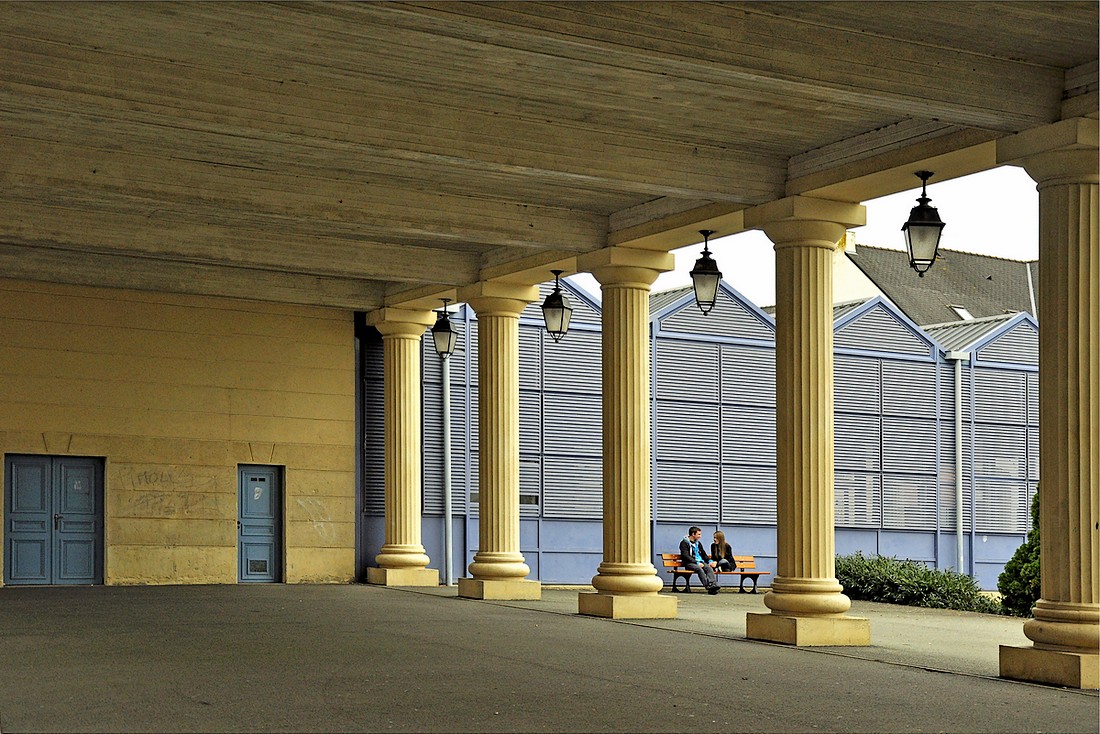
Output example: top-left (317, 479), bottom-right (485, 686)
top-left (679, 526), bottom-right (720, 595)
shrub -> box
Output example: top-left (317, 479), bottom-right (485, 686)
top-left (836, 552), bottom-right (1003, 615)
top-left (997, 491), bottom-right (1041, 617)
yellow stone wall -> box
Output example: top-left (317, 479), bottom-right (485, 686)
top-left (0, 279), bottom-right (356, 585)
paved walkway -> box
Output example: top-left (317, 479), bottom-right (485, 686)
top-left (0, 583), bottom-right (1095, 733)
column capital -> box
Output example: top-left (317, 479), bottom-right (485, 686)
top-left (457, 281), bottom-right (540, 317)
top-left (365, 307), bottom-right (435, 337)
top-left (996, 117), bottom-right (1099, 178)
top-left (744, 196), bottom-right (865, 251)
top-left (577, 247), bottom-right (675, 288)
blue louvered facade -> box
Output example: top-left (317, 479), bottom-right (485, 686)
top-left (359, 280), bottom-right (1038, 589)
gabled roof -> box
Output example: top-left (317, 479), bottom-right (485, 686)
top-left (923, 314), bottom-right (1017, 352)
top-left (844, 245), bottom-right (1037, 326)
top-left (649, 285), bottom-right (695, 315)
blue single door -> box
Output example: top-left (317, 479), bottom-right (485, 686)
top-left (238, 466), bottom-right (282, 582)
top-left (4, 455), bottom-right (103, 585)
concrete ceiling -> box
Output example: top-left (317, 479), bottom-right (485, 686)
top-left (1, 2), bottom-right (1096, 311)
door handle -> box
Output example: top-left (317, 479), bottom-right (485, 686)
top-left (53, 513), bottom-right (62, 529)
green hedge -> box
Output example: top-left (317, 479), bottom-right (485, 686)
top-left (836, 552), bottom-right (1004, 615)
top-left (997, 491), bottom-right (1041, 617)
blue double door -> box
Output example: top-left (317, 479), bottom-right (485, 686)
top-left (4, 455), bottom-right (104, 585)
top-left (238, 465), bottom-right (283, 583)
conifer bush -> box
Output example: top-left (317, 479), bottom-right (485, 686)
top-left (997, 490), bottom-right (1041, 617)
top-left (835, 552), bottom-right (1004, 615)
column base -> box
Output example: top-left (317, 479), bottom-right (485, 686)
top-left (367, 567), bottom-right (439, 587)
top-left (578, 592), bottom-right (678, 619)
top-left (746, 612), bottom-right (871, 646)
top-left (457, 578), bottom-right (541, 600)
top-left (999, 645), bottom-right (1099, 689)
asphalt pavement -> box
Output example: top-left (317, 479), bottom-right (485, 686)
top-left (0, 583), bottom-right (1095, 733)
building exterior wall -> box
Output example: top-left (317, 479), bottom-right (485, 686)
top-left (0, 279), bottom-right (356, 585)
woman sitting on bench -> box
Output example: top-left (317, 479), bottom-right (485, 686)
top-left (711, 530), bottom-right (735, 572)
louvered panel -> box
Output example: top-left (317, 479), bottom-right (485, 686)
top-left (939, 480), bottom-right (973, 533)
top-left (722, 406), bottom-right (776, 465)
top-left (655, 339), bottom-right (719, 402)
top-left (1027, 372), bottom-right (1038, 425)
top-left (835, 472), bottom-right (881, 528)
top-left (543, 393), bottom-right (601, 457)
top-left (1027, 426), bottom-right (1039, 481)
top-left (835, 355), bottom-right (881, 414)
top-left (977, 322), bottom-right (1038, 366)
top-left (974, 478), bottom-right (1028, 533)
top-left (835, 413), bottom-right (880, 471)
top-left (543, 455), bottom-right (602, 519)
top-left (938, 419), bottom-right (974, 483)
top-left (659, 291), bottom-right (774, 341)
top-left (881, 474), bottom-right (938, 531)
top-left (543, 328), bottom-right (601, 394)
top-left (520, 457), bottom-right (541, 518)
top-left (720, 465), bottom-right (776, 525)
top-left (835, 305), bottom-right (930, 356)
top-left (882, 361), bottom-right (937, 418)
top-left (973, 368), bottom-right (1027, 423)
top-left (361, 337), bottom-right (386, 515)
top-left (656, 401), bottom-right (719, 462)
top-left (422, 384), bottom-right (470, 516)
top-left (655, 461), bottom-right (719, 522)
top-left (883, 417), bottom-right (938, 474)
top-left (720, 345), bottom-right (775, 407)
top-left (519, 390), bottom-right (541, 454)
top-left (938, 362), bottom-right (973, 418)
top-left (974, 423), bottom-right (1027, 479)
top-left (467, 449), bottom-right (480, 518)
top-left (518, 324), bottom-right (542, 390)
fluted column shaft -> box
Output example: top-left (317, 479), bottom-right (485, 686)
top-left (465, 294), bottom-right (532, 581)
top-left (1018, 146), bottom-right (1098, 653)
top-left (373, 314), bottom-right (435, 571)
top-left (763, 220), bottom-right (852, 615)
top-left (590, 263), bottom-right (665, 595)
top-left (573, 248), bottom-right (676, 618)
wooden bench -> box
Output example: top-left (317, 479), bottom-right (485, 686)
top-left (661, 553), bottom-right (771, 594)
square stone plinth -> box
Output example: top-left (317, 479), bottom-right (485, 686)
top-left (1000, 645), bottom-right (1099, 689)
top-left (457, 578), bottom-right (541, 600)
top-left (578, 592), bottom-right (678, 619)
top-left (367, 567), bottom-right (439, 587)
top-left (746, 612), bottom-right (871, 646)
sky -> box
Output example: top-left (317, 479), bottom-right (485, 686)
top-left (570, 165), bottom-right (1039, 307)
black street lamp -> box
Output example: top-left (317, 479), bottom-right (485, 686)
top-left (431, 298), bottom-right (459, 357)
top-left (690, 229), bottom-right (722, 315)
top-left (541, 269), bottom-right (573, 342)
top-left (902, 171), bottom-right (946, 277)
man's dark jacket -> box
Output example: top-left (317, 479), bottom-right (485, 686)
top-left (679, 537), bottom-right (712, 567)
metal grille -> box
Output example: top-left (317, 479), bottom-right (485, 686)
top-left (881, 474), bottom-right (937, 531)
top-left (656, 401), bottom-right (719, 462)
top-left (835, 413), bottom-right (881, 471)
top-left (722, 406), bottom-right (776, 465)
top-left (835, 355), bottom-right (881, 414)
top-left (543, 329), bottom-right (601, 394)
top-left (974, 478), bottom-right (1028, 534)
top-left (655, 461), bottom-right (720, 522)
top-left (882, 361), bottom-right (937, 418)
top-left (835, 472), bottom-right (881, 528)
top-left (660, 291), bottom-right (774, 341)
top-left (835, 305), bottom-right (931, 356)
top-left (882, 417), bottom-right (938, 474)
top-left (543, 393), bottom-right (601, 456)
top-left (655, 339), bottom-right (719, 402)
top-left (973, 368), bottom-right (1027, 423)
top-left (977, 321), bottom-right (1038, 366)
top-left (543, 455), bottom-right (602, 519)
top-left (721, 465), bottom-right (776, 525)
top-left (720, 345), bottom-right (775, 406)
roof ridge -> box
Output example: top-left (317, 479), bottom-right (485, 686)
top-left (851, 242), bottom-right (1036, 264)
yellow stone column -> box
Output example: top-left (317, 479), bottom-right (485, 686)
top-left (457, 282), bottom-right (542, 600)
top-left (997, 118), bottom-right (1099, 689)
top-left (576, 247), bottom-right (678, 619)
top-left (365, 308), bottom-right (439, 587)
top-left (744, 197), bottom-right (871, 646)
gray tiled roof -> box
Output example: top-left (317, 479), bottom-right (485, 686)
top-left (844, 245), bottom-right (1037, 326)
top-left (923, 313), bottom-right (1017, 351)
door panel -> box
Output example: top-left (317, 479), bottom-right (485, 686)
top-left (4, 455), bottom-right (103, 585)
top-left (54, 459), bottom-right (102, 583)
top-left (238, 466), bottom-right (282, 582)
